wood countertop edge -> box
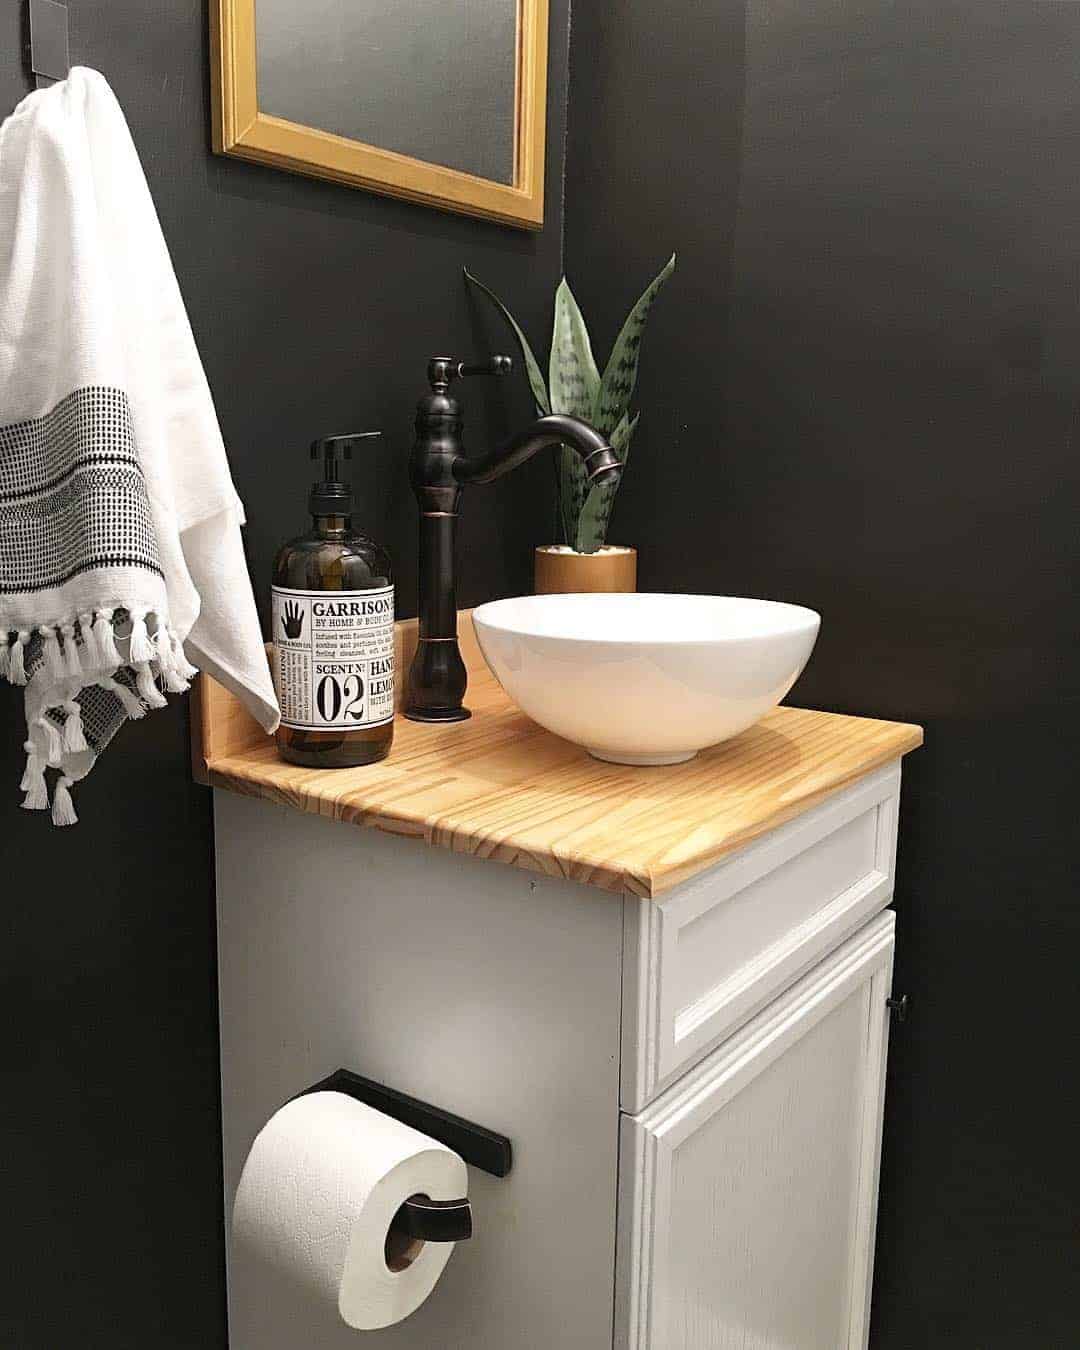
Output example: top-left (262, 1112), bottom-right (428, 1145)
top-left (204, 718), bottom-right (922, 899)
top-left (636, 723), bottom-right (923, 895)
top-left (204, 756), bottom-right (636, 894)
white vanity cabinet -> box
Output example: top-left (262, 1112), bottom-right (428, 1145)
top-left (202, 623), bottom-right (920, 1350)
top-left (617, 913), bottom-right (895, 1350)
top-left (613, 762), bottom-right (901, 1350)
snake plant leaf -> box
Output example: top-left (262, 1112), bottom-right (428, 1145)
top-left (464, 268), bottom-right (550, 416)
top-left (574, 411), bottom-right (640, 553)
top-left (595, 253), bottom-right (676, 436)
top-left (549, 278), bottom-right (600, 420)
top-left (610, 408), bottom-right (641, 464)
top-left (559, 448), bottom-right (588, 548)
top-left (549, 278), bottom-right (601, 547)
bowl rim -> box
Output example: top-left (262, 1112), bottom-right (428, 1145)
top-left (472, 592), bottom-right (821, 646)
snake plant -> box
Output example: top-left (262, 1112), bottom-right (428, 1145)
top-left (465, 254), bottom-right (676, 554)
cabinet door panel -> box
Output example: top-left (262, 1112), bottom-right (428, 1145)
top-left (621, 765), bottom-right (901, 1112)
top-left (616, 912), bottom-right (895, 1350)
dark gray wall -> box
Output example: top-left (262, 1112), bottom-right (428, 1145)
top-left (0, 1), bottom-right (570, 1345)
top-left (566, 1), bottom-right (1078, 1345)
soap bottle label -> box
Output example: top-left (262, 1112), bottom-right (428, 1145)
top-left (271, 585), bottom-right (394, 732)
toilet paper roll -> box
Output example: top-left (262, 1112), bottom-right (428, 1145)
top-left (232, 1091), bottom-right (468, 1330)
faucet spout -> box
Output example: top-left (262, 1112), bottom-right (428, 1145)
top-left (405, 358), bottom-right (622, 723)
top-left (453, 414), bottom-right (621, 488)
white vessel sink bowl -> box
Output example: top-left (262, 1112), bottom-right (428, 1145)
top-left (472, 593), bottom-right (820, 765)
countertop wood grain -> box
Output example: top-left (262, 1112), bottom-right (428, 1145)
top-left (195, 614), bottom-right (922, 897)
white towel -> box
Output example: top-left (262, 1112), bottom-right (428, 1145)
top-left (0, 68), bottom-right (279, 824)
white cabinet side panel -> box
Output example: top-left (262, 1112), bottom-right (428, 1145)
top-left (215, 792), bottom-right (624, 1350)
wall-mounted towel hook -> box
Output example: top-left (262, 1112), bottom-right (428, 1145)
top-left (28, 0), bottom-right (70, 89)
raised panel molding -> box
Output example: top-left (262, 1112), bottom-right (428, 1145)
top-left (621, 763), bottom-right (901, 1112)
top-left (615, 912), bottom-right (896, 1350)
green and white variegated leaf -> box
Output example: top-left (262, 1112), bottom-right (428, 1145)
top-left (549, 278), bottom-right (600, 419)
top-left (610, 407), bottom-right (640, 465)
top-left (574, 411), bottom-right (640, 553)
top-left (595, 253), bottom-right (676, 436)
top-left (549, 278), bottom-right (602, 545)
top-left (464, 267), bottom-right (550, 416)
top-left (558, 446), bottom-right (588, 548)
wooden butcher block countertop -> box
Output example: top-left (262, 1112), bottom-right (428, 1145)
top-left (193, 613), bottom-right (923, 898)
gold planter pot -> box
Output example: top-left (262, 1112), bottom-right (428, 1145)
top-left (534, 545), bottom-right (637, 595)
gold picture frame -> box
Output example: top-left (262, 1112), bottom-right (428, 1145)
top-left (210, 0), bottom-right (549, 229)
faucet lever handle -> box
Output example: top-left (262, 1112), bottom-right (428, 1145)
top-left (428, 355), bottom-right (512, 393)
top-left (457, 356), bottom-right (512, 379)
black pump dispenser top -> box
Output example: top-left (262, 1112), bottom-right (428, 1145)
top-left (309, 432), bottom-right (381, 517)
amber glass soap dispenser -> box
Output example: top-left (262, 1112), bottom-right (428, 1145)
top-left (272, 433), bottom-right (394, 767)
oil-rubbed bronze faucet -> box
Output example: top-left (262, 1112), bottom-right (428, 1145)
top-left (405, 356), bottom-right (622, 722)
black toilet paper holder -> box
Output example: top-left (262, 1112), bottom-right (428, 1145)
top-left (300, 1068), bottom-right (513, 1246)
top-left (393, 1194), bottom-right (473, 1245)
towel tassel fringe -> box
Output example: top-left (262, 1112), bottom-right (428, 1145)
top-left (41, 626), bottom-right (65, 680)
top-left (63, 701), bottom-right (88, 753)
top-left (171, 632), bottom-right (198, 682)
top-left (37, 715), bottom-right (64, 767)
top-left (129, 612), bottom-right (155, 665)
top-left (78, 612), bottom-right (101, 671)
top-left (61, 623), bottom-right (82, 678)
top-left (51, 776), bottom-right (78, 826)
top-left (10, 632), bottom-right (27, 685)
top-left (154, 625), bottom-right (191, 693)
top-left (94, 610), bottom-right (122, 669)
top-left (135, 662), bottom-right (168, 709)
top-left (20, 742), bottom-right (48, 811)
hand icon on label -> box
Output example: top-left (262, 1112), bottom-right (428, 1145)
top-left (281, 601), bottom-right (304, 639)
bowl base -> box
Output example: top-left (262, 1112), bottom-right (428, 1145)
top-left (588, 747), bottom-right (698, 766)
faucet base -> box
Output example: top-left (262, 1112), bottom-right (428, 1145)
top-left (406, 628), bottom-right (470, 724)
top-left (404, 707), bottom-right (472, 724)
